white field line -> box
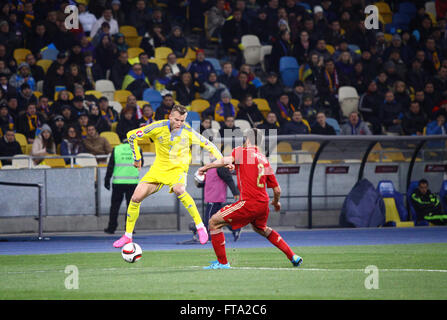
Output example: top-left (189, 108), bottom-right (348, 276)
top-left (2, 266), bottom-right (447, 275)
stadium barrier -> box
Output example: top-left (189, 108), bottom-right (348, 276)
top-left (0, 134), bottom-right (446, 234)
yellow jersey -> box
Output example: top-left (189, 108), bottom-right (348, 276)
top-left (127, 119), bottom-right (222, 172)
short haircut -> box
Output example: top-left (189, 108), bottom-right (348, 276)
top-left (244, 128), bottom-right (264, 147)
top-left (171, 104), bottom-right (187, 115)
top-left (418, 179), bottom-right (428, 186)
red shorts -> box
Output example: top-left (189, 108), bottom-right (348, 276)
top-left (217, 200), bottom-right (270, 231)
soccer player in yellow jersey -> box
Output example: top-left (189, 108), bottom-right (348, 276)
top-left (113, 104), bottom-right (223, 247)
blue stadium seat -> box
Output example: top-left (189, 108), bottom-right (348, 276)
top-left (186, 111), bottom-right (201, 131)
top-left (41, 48), bottom-right (59, 61)
top-left (142, 88), bottom-right (163, 110)
top-left (326, 117), bottom-right (340, 135)
top-left (205, 58), bottom-right (222, 76)
top-left (398, 2), bottom-right (417, 18)
top-left (391, 13), bottom-right (411, 31)
top-left (279, 56), bottom-right (299, 88)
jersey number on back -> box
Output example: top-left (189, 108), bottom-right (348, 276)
top-left (257, 163), bottom-right (265, 188)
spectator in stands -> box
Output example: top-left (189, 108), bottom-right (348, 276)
top-left (335, 51), bottom-right (355, 84)
top-left (66, 64), bottom-right (88, 94)
top-left (221, 9), bottom-right (248, 67)
top-left (110, 50), bottom-right (130, 89)
top-left (0, 103), bottom-right (14, 136)
top-left (137, 104), bottom-right (155, 127)
top-left (433, 65), bottom-right (447, 94)
top-left (71, 96), bottom-right (89, 121)
top-left (393, 81), bottom-right (412, 111)
top-left (78, 3), bottom-right (97, 36)
top-left (200, 72), bottom-right (228, 107)
top-left (166, 25), bottom-right (188, 58)
top-left (122, 94), bottom-right (141, 119)
top-left (269, 30), bottom-right (294, 73)
top-left (25, 54), bottom-right (45, 83)
top-left (90, 7), bottom-right (119, 39)
top-left (168, 71), bottom-right (204, 106)
top-left (316, 59), bottom-right (342, 118)
top-left (116, 107), bottom-right (138, 141)
top-left (154, 65), bottom-right (174, 93)
top-left (402, 101), bottom-right (427, 136)
top-left (379, 91), bottom-right (404, 135)
top-left (218, 61), bottom-right (237, 89)
top-left (53, 16), bottom-right (76, 53)
top-left (426, 113), bottom-right (447, 136)
top-left (76, 112), bottom-right (90, 139)
top-left (310, 39), bottom-right (332, 63)
top-left (206, 0), bottom-right (230, 44)
top-left (60, 125), bottom-right (85, 165)
top-left (219, 115), bottom-right (242, 141)
top-left (154, 93), bottom-right (175, 121)
top-left (111, 0), bottom-right (126, 27)
top-left (16, 103), bottom-right (43, 144)
top-left (230, 71), bottom-right (257, 102)
top-left (31, 123), bottom-right (56, 165)
top-left (163, 53), bottom-right (186, 83)
top-left (43, 63), bottom-right (67, 99)
top-left (138, 52), bottom-right (162, 86)
top-left (424, 81), bottom-right (442, 114)
top-left (26, 22), bottom-right (50, 55)
top-left (271, 92), bottom-right (297, 125)
top-left (83, 123), bottom-right (112, 162)
top-left (0, 61), bottom-right (12, 79)
top-left (213, 90), bottom-right (235, 123)
top-left (92, 21), bottom-right (112, 49)
top-left (0, 128), bottom-right (22, 165)
top-left (17, 83), bottom-right (37, 111)
top-left (358, 80), bottom-right (383, 135)
top-left (250, 7), bottom-right (271, 45)
top-left (113, 32), bottom-right (128, 54)
top-left (147, 6), bottom-right (171, 37)
top-left (9, 62), bottom-right (36, 91)
top-left (98, 97), bottom-right (119, 128)
top-left (236, 94), bottom-right (264, 128)
top-left (51, 115), bottom-right (66, 146)
top-left (257, 111), bottom-right (280, 134)
top-left (280, 111), bottom-right (310, 135)
top-left (200, 116), bottom-right (213, 133)
top-left (94, 34), bottom-right (118, 77)
top-left (121, 63), bottom-right (151, 100)
top-left (300, 95), bottom-right (318, 125)
top-left (340, 111), bottom-right (372, 135)
top-left (80, 51), bottom-right (104, 88)
top-left (293, 30), bottom-right (313, 65)
top-left (127, 0), bottom-right (152, 36)
top-left (424, 37), bottom-right (443, 73)
top-left (311, 112), bottom-right (336, 135)
top-left (89, 104), bottom-right (111, 134)
top-left (61, 105), bottom-right (75, 127)
top-left (411, 179), bottom-right (444, 225)
top-left (259, 72), bottom-right (284, 108)
top-left (50, 90), bottom-right (71, 117)
top-left (187, 49), bottom-right (215, 84)
top-left (188, 0), bottom-right (213, 37)
top-left (406, 59), bottom-right (429, 92)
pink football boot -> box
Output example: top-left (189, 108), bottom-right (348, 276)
top-left (113, 234), bottom-right (132, 248)
top-left (197, 226), bottom-right (209, 244)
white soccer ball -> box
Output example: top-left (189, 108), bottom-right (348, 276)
top-left (121, 242), bottom-right (142, 263)
top-left (194, 169), bottom-right (205, 186)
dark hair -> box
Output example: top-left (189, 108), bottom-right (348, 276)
top-left (418, 179), bottom-right (428, 186)
top-left (171, 104), bottom-right (188, 115)
top-left (244, 128), bottom-right (264, 147)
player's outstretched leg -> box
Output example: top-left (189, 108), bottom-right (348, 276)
top-left (173, 184), bottom-right (209, 244)
top-left (203, 215), bottom-right (231, 269)
top-left (113, 182), bottom-right (159, 248)
top-left (253, 225), bottom-right (303, 267)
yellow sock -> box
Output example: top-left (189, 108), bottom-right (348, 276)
top-left (178, 192), bottom-right (203, 226)
top-left (125, 201), bottom-right (141, 234)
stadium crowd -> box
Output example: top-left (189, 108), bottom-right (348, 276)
top-left (1, 0), bottom-right (447, 163)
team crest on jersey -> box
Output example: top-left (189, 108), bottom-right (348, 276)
top-left (158, 136), bottom-right (164, 143)
top-left (136, 130), bottom-right (144, 138)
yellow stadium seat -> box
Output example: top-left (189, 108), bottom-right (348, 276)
top-left (33, 91), bottom-right (43, 99)
top-left (375, 1), bottom-right (393, 24)
top-left (149, 58), bottom-right (166, 70)
top-left (384, 33), bottom-right (393, 42)
top-left (253, 98), bottom-right (271, 112)
top-left (114, 90), bottom-right (132, 105)
top-left (119, 26), bottom-right (142, 47)
top-left (41, 157), bottom-right (67, 168)
top-left (100, 131), bottom-right (122, 148)
top-left (184, 47), bottom-right (197, 62)
top-left (14, 48), bottom-right (32, 64)
top-left (85, 90), bottom-right (103, 99)
top-left (127, 47), bottom-right (145, 59)
top-left (14, 133), bottom-right (30, 154)
top-left (383, 198), bottom-right (415, 227)
top-left (190, 99), bottom-right (210, 113)
top-left (326, 44), bottom-right (335, 54)
top-left (277, 141), bottom-right (295, 164)
top-left (155, 47), bottom-right (173, 61)
top-left (301, 141), bottom-right (320, 156)
top-left (36, 59), bottom-right (53, 74)
top-left (137, 100), bottom-right (151, 108)
top-left (230, 99), bottom-right (240, 113)
top-left (111, 121), bottom-right (118, 133)
top-left (382, 148), bottom-right (406, 162)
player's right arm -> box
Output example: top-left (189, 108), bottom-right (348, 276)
top-left (197, 156), bottom-right (234, 175)
top-left (126, 121), bottom-right (162, 165)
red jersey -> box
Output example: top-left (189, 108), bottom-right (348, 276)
top-left (231, 146), bottom-right (279, 202)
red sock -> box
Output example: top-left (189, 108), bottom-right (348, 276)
top-left (267, 229), bottom-right (295, 260)
top-left (210, 230), bottom-right (228, 265)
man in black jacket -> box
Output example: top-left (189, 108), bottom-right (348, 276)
top-left (411, 179), bottom-right (445, 225)
top-left (0, 129), bottom-right (23, 165)
top-left (311, 112), bottom-right (336, 135)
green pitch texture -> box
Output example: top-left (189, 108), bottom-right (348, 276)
top-left (1, 244), bottom-right (446, 300)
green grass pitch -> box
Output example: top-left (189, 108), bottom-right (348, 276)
top-left (1, 243), bottom-right (446, 300)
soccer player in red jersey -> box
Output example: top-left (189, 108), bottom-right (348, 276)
top-left (197, 128), bottom-right (303, 269)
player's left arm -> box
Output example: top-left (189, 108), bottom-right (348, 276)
top-left (266, 167), bottom-right (281, 211)
top-left (198, 156), bottom-right (234, 175)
